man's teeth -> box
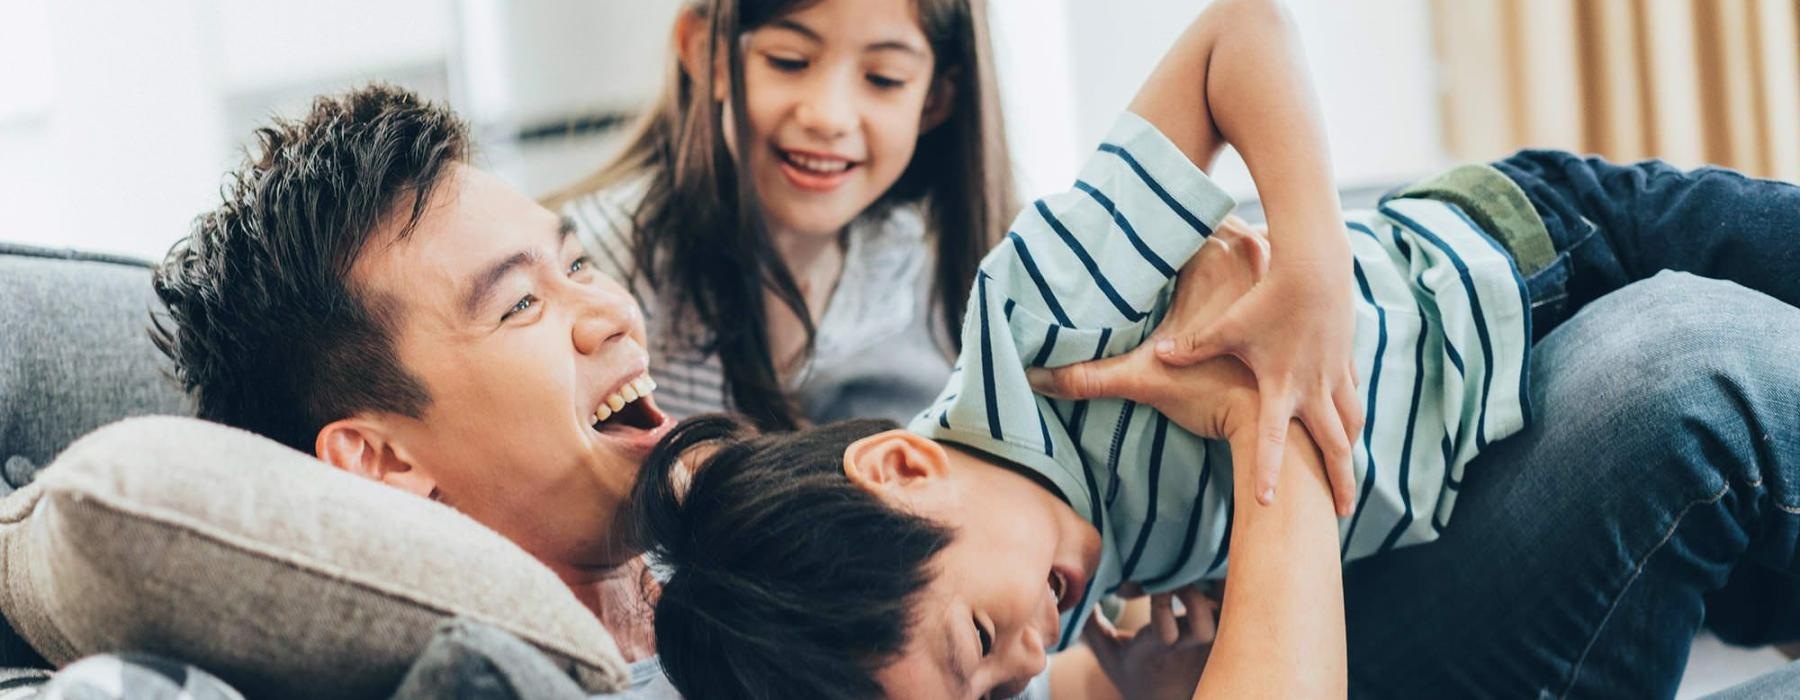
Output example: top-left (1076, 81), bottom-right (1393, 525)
top-left (593, 374), bottom-right (657, 425)
top-left (786, 151), bottom-right (851, 173)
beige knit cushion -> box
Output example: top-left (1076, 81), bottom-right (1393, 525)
top-left (0, 416), bottom-right (628, 699)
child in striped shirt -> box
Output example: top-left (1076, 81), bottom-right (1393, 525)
top-left (628, 3), bottom-right (1800, 699)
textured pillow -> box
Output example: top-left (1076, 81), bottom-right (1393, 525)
top-left (0, 416), bottom-right (629, 699)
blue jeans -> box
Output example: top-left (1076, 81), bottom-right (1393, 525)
top-left (1345, 152), bottom-right (1800, 698)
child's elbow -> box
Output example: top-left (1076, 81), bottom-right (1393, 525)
top-left (1208, 0), bottom-right (1299, 36)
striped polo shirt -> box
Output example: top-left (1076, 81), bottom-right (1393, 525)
top-left (907, 111), bottom-right (1534, 651)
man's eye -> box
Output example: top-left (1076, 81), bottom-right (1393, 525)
top-left (569, 256), bottom-right (591, 275)
top-left (975, 617), bottom-right (992, 657)
top-left (502, 295), bottom-right (536, 321)
top-left (767, 55), bottom-right (808, 72)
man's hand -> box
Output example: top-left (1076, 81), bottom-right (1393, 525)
top-left (1027, 217), bottom-right (1267, 444)
top-left (1151, 217), bottom-right (1362, 516)
top-left (1082, 585), bottom-right (1218, 700)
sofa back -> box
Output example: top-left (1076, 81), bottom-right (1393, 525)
top-left (0, 243), bottom-right (190, 494)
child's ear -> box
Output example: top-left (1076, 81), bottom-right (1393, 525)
top-left (674, 7), bottom-right (729, 102)
top-left (843, 429), bottom-right (951, 497)
top-left (315, 417), bottom-right (439, 501)
top-left (920, 69), bottom-right (958, 133)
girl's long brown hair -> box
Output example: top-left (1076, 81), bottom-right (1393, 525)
top-left (548, 0), bottom-right (1014, 431)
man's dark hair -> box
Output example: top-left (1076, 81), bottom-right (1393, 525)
top-left (152, 83), bottom-right (468, 451)
top-left (632, 414), bottom-right (953, 699)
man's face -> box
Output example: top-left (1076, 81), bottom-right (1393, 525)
top-left (351, 164), bottom-right (671, 570)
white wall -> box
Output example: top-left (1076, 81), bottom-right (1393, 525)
top-left (992, 0), bottom-right (1446, 202)
top-left (0, 0), bottom-right (1446, 259)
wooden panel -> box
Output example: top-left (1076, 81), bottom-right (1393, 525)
top-left (1639, 0), bottom-right (1707, 167)
top-left (1433, 0), bottom-right (1519, 160)
top-left (1753, 0), bottom-right (1800, 181)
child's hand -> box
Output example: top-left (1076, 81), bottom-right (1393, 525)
top-left (1028, 221), bottom-right (1266, 443)
top-left (1082, 585), bottom-right (1217, 700)
top-left (1152, 221), bottom-right (1363, 516)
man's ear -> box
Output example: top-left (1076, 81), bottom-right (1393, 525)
top-left (842, 429), bottom-right (951, 499)
top-left (674, 7), bottom-right (728, 102)
top-left (920, 68), bottom-right (958, 134)
top-left (315, 417), bottom-right (438, 500)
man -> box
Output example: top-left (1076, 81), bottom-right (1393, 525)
top-left (150, 85), bottom-right (667, 662)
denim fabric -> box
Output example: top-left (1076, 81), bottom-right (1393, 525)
top-left (1341, 148), bottom-right (1800, 700)
top-left (1344, 272), bottom-right (1800, 698)
top-left (1491, 150), bottom-right (1800, 339)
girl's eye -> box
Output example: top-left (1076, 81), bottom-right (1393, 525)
top-left (767, 55), bottom-right (808, 72)
top-left (867, 74), bottom-right (905, 90)
top-left (502, 295), bottom-right (536, 321)
top-left (569, 256), bottom-right (591, 275)
top-left (974, 617), bottom-right (993, 657)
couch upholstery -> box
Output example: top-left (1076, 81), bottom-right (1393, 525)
top-left (0, 243), bottom-right (190, 669)
top-left (0, 243), bottom-right (190, 483)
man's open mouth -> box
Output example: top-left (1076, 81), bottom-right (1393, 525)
top-left (591, 372), bottom-right (665, 434)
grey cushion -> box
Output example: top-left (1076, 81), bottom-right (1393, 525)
top-left (0, 417), bottom-right (629, 699)
top-left (0, 243), bottom-right (190, 486)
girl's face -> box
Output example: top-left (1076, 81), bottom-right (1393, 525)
top-left (731, 0), bottom-right (947, 239)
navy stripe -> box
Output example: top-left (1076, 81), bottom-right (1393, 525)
top-left (1059, 410), bottom-right (1109, 651)
top-left (1036, 400), bottom-right (1055, 459)
top-left (1340, 260), bottom-right (1389, 556)
top-left (1094, 328), bottom-right (1114, 360)
top-left (977, 274), bottom-right (1002, 440)
top-left (939, 411), bottom-right (950, 429)
top-left (1035, 201), bottom-right (1146, 322)
top-left (1074, 180), bottom-right (1178, 277)
top-left (1031, 325), bottom-right (1061, 367)
top-left (1103, 402), bottom-right (1140, 508)
top-left (1205, 493), bottom-right (1233, 576)
top-left (1139, 445), bottom-right (1210, 588)
top-left (1097, 143), bottom-right (1214, 236)
top-left (1380, 204), bottom-right (1500, 449)
top-left (1438, 202), bottom-right (1535, 425)
top-left (1004, 299), bottom-right (1016, 321)
top-left (1118, 415), bottom-right (1171, 582)
top-left (1007, 232), bottom-right (1075, 327)
top-left (1378, 312), bottom-right (1431, 554)
top-left (1433, 435), bottom-right (1456, 532)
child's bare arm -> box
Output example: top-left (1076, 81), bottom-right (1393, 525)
top-left (1129, 0), bottom-right (1363, 517)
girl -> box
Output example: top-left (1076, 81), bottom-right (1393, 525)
top-left (550, 0), bottom-right (1015, 432)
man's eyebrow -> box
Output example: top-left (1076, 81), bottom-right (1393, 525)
top-left (463, 250), bottom-right (538, 319)
top-left (461, 218), bottom-right (577, 319)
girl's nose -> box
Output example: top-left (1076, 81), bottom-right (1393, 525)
top-left (794, 84), bottom-right (854, 139)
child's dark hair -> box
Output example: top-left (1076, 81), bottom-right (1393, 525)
top-left (631, 414), bottom-right (952, 699)
top-left (550, 0), bottom-right (1015, 431)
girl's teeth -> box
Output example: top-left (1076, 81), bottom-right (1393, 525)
top-left (606, 394), bottom-right (627, 411)
top-left (594, 406), bottom-right (612, 424)
top-left (620, 384), bottom-right (639, 402)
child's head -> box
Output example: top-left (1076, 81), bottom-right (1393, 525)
top-left (633, 414), bottom-right (1101, 699)
top-left (554, 0), bottom-right (1014, 431)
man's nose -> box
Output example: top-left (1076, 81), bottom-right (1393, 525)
top-left (570, 291), bottom-right (638, 355)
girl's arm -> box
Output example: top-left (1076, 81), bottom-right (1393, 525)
top-left (1130, 0), bottom-right (1363, 517)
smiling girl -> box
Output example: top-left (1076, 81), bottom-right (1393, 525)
top-left (551, 0), bottom-right (1014, 432)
